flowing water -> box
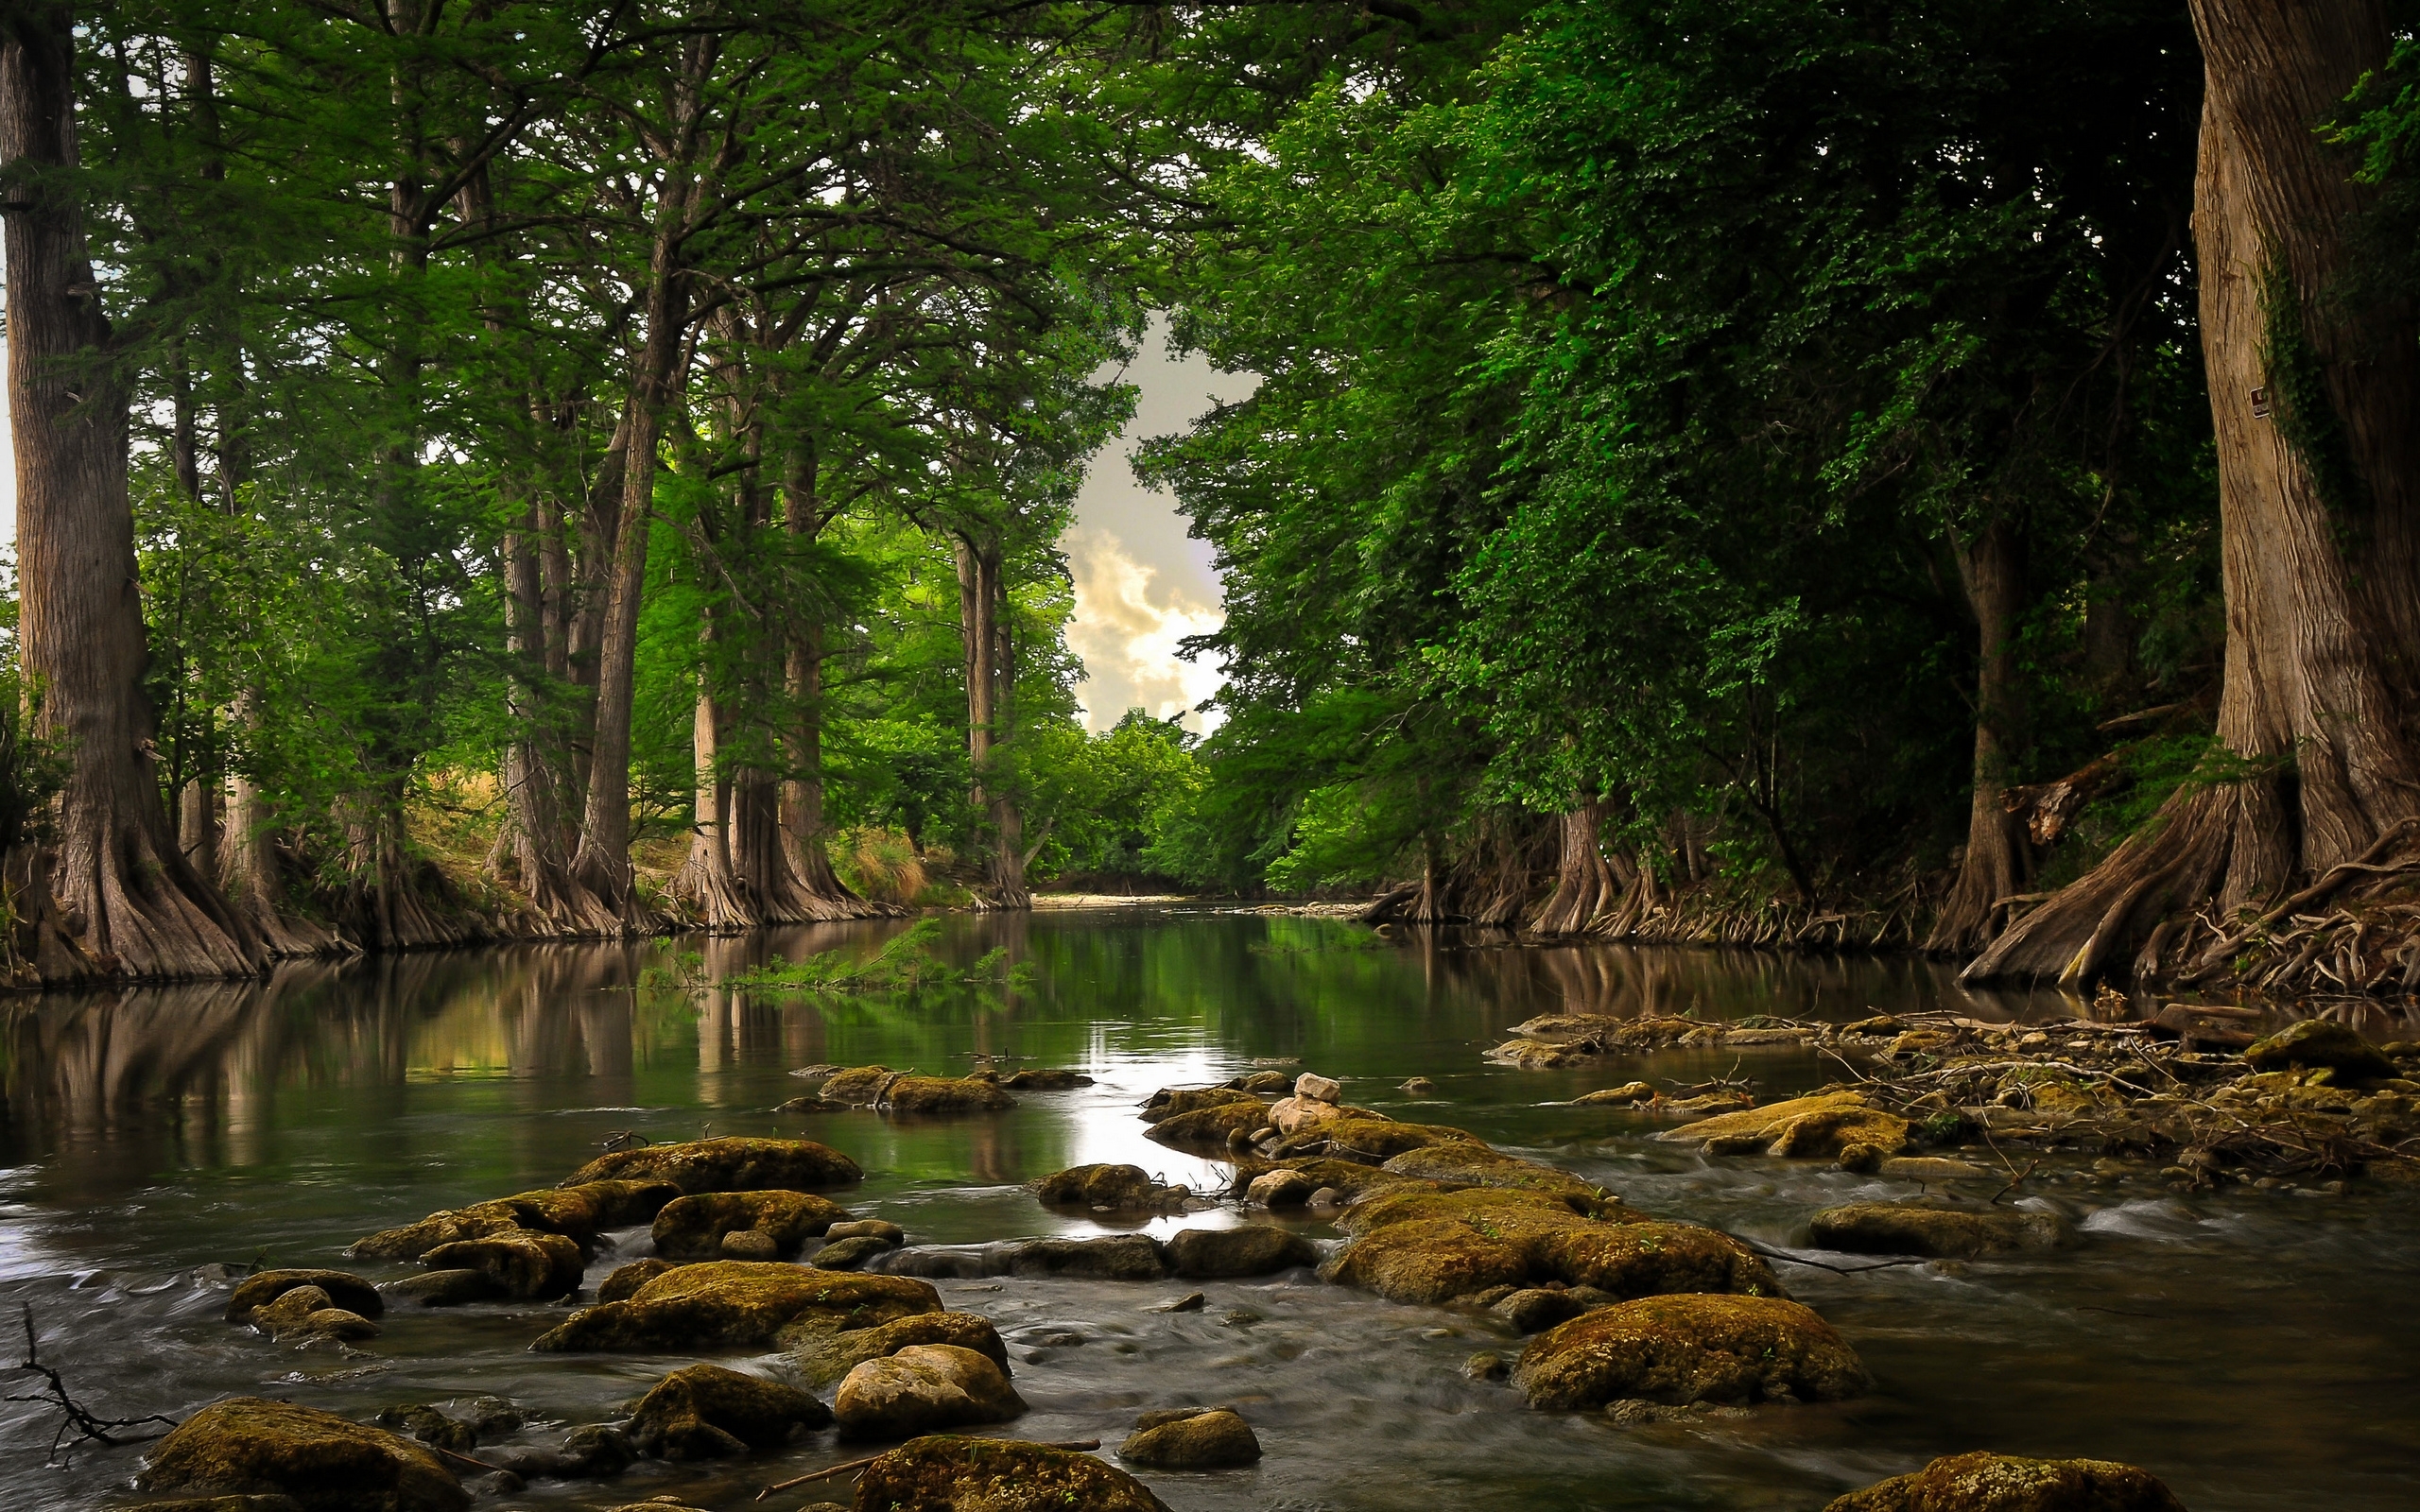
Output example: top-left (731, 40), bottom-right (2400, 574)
top-left (3, 907), bottom-right (2414, 1512)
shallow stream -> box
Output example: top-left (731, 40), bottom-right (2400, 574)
top-left (3, 907), bottom-right (2414, 1510)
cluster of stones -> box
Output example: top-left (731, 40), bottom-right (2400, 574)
top-left (1500, 1004), bottom-right (2420, 1191)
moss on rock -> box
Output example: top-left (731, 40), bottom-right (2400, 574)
top-left (1320, 1216), bottom-right (1533, 1303)
top-left (136, 1398), bottom-right (468, 1512)
top-left (1822, 1451), bottom-right (2187, 1511)
top-left (650, 1190), bottom-right (853, 1259)
top-left (783, 1310), bottom-right (1010, 1385)
top-left (1118, 1406), bottom-right (1262, 1469)
top-left (345, 1180), bottom-right (679, 1262)
top-left (529, 1262), bottom-right (938, 1352)
top-left (833, 1344), bottom-right (1026, 1440)
top-left (562, 1137), bottom-right (863, 1194)
top-left (1268, 1117), bottom-right (1480, 1164)
top-left (1531, 1221), bottom-right (1785, 1299)
top-left (224, 1271), bottom-right (384, 1325)
top-left (1031, 1163), bottom-right (1189, 1210)
top-left (2245, 1020), bottom-right (2397, 1083)
top-left (1655, 1091), bottom-right (1910, 1160)
top-left (597, 1258), bottom-right (686, 1302)
top-left (1512, 1294), bottom-right (1869, 1409)
top-left (1806, 1203), bottom-right (2078, 1259)
top-left (420, 1230), bottom-right (585, 1300)
top-left (627, 1363), bottom-right (831, 1459)
top-left (1146, 1099), bottom-right (1275, 1147)
top-left (1142, 1086), bottom-right (1264, 1124)
top-left (1378, 1145), bottom-right (1619, 1211)
top-left (1165, 1225), bottom-right (1321, 1279)
top-left (853, 1435), bottom-right (1170, 1512)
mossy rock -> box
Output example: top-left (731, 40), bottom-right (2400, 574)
top-left (562, 1137), bottom-right (863, 1194)
top-left (627, 1363), bottom-right (832, 1459)
top-left (994, 1233), bottom-right (1168, 1280)
top-left (380, 1270), bottom-right (499, 1308)
top-left (1655, 1091), bottom-right (1910, 1159)
top-left (1165, 1225), bottom-right (1321, 1279)
top-left (1822, 1450), bottom-right (2187, 1510)
top-left (136, 1398), bottom-right (468, 1512)
top-left (598, 1258), bottom-right (686, 1303)
top-left (1512, 1294), bottom-right (1869, 1409)
top-left (1531, 1221), bottom-right (1786, 1300)
top-left (651, 1190), bottom-right (853, 1259)
top-left (529, 1262), bottom-right (939, 1352)
top-left (1146, 1099), bottom-right (1274, 1147)
top-left (1257, 1158), bottom-right (1434, 1201)
top-left (1141, 1086), bottom-right (1265, 1124)
top-left (1807, 1203), bottom-right (2078, 1259)
top-left (124, 1498), bottom-right (306, 1512)
top-left (853, 1435), bottom-right (1171, 1512)
top-left (224, 1270), bottom-right (384, 1324)
top-left (833, 1344), bottom-right (1027, 1440)
top-left (1118, 1406), bottom-right (1262, 1469)
top-left (821, 1065), bottom-right (899, 1103)
top-left (1031, 1163), bottom-right (1188, 1210)
top-left (2244, 1020), bottom-right (2396, 1083)
top-left (885, 1074), bottom-right (1018, 1114)
top-left (345, 1180), bottom-right (678, 1261)
top-left (1268, 1117), bottom-right (1480, 1164)
top-left (1378, 1145), bottom-right (1618, 1212)
top-left (1337, 1184), bottom-right (1589, 1237)
top-left (784, 1310), bottom-right (1010, 1386)
top-left (1319, 1216), bottom-right (1532, 1303)
top-left (1001, 1068), bottom-right (1094, 1090)
top-left (421, 1230), bottom-right (584, 1300)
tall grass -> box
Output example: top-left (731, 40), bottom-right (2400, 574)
top-left (838, 827), bottom-right (928, 906)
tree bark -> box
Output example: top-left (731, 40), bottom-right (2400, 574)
top-left (1967, 0), bottom-right (2420, 986)
top-left (1532, 800), bottom-right (1618, 936)
top-left (955, 529), bottom-right (1031, 909)
top-left (1927, 519), bottom-right (2033, 953)
top-left (568, 187), bottom-right (691, 930)
top-left (2, 6), bottom-right (260, 980)
top-left (671, 631), bottom-right (757, 931)
top-left (773, 444), bottom-right (883, 919)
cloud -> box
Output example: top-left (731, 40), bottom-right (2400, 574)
top-left (1065, 524), bottom-right (1224, 732)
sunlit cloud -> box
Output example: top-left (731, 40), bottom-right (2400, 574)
top-left (1065, 524), bottom-right (1224, 734)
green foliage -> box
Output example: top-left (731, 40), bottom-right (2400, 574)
top-left (726, 919), bottom-right (1035, 995)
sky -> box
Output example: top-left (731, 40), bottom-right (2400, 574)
top-left (0, 319), bottom-right (1250, 733)
top-left (1065, 322), bottom-right (1255, 732)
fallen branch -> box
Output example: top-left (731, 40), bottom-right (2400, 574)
top-left (4, 1304), bottom-right (178, 1457)
top-left (758, 1439), bottom-right (1103, 1499)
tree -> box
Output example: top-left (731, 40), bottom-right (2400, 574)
top-left (1968, 0), bottom-right (2420, 986)
top-left (2, 2), bottom-right (260, 979)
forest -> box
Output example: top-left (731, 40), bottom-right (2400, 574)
top-left (5, 0), bottom-right (2420, 997)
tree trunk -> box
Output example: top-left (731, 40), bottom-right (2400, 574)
top-left (1967, 0), bottom-right (2420, 987)
top-left (2, 7), bottom-right (260, 980)
top-left (569, 193), bottom-right (690, 931)
top-left (499, 485), bottom-right (615, 933)
top-left (955, 529), bottom-right (1031, 909)
top-left (672, 651), bottom-right (756, 931)
top-left (1532, 800), bottom-right (1618, 936)
top-left (1927, 519), bottom-right (2034, 954)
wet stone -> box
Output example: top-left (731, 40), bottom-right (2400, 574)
top-left (421, 1230), bottom-right (584, 1300)
top-left (2245, 1020), bottom-right (2397, 1083)
top-left (651, 1189), bottom-right (852, 1260)
top-left (380, 1269), bottom-right (500, 1309)
top-left (720, 1229), bottom-right (780, 1260)
top-left (1119, 1406), bottom-right (1262, 1469)
top-left (853, 1435), bottom-right (1170, 1512)
top-left (1822, 1450), bottom-right (2188, 1511)
top-left (225, 1270), bottom-right (384, 1324)
top-left (825, 1218), bottom-right (908, 1245)
top-left (137, 1398), bottom-right (469, 1512)
top-left (811, 1234), bottom-right (895, 1270)
top-left (627, 1363), bottom-right (832, 1459)
top-left (562, 1136), bottom-right (863, 1194)
top-left (1512, 1295), bottom-right (1870, 1410)
top-left (373, 1405), bottom-right (475, 1456)
top-left (1032, 1163), bottom-right (1188, 1211)
top-left (1493, 1287), bottom-right (1588, 1333)
top-left (1464, 1350), bottom-right (1510, 1382)
top-left (1166, 1225), bottom-right (1320, 1279)
top-left (531, 1262), bottom-right (941, 1352)
top-left (1807, 1202), bottom-right (2079, 1259)
top-left (1000, 1068), bottom-right (1094, 1089)
top-left (834, 1344), bottom-right (1027, 1440)
top-left (596, 1258), bottom-right (684, 1303)
top-left (786, 1310), bottom-right (1010, 1386)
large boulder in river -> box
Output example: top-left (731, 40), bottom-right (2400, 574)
top-left (1512, 1295), bottom-right (1869, 1409)
top-left (562, 1137), bottom-right (863, 1194)
top-left (1118, 1406), bottom-right (1262, 1469)
top-left (1142, 1086), bottom-right (1264, 1124)
top-left (1322, 1217), bottom-right (1531, 1303)
top-left (1267, 1116), bottom-right (1480, 1163)
top-left (1165, 1225), bottom-right (1321, 1279)
top-left (889, 1074), bottom-right (1018, 1114)
top-left (225, 1270), bottom-right (384, 1324)
top-left (1822, 1451), bottom-right (2188, 1511)
top-left (1807, 1203), bottom-right (2078, 1259)
top-left (346, 1180), bottom-right (678, 1261)
top-left (529, 1262), bottom-right (938, 1351)
top-left (1032, 1163), bottom-right (1189, 1210)
top-left (627, 1363), bottom-right (831, 1459)
top-left (1530, 1222), bottom-right (1783, 1299)
top-left (995, 1234), bottom-right (1167, 1280)
top-left (2243, 1019), bottom-right (2397, 1082)
top-left (1001, 1068), bottom-right (1094, 1090)
top-left (1145, 1099), bottom-right (1273, 1147)
top-left (421, 1230), bottom-right (584, 1300)
top-left (651, 1190), bottom-right (852, 1259)
top-left (854, 1435), bottom-right (1170, 1512)
top-left (1655, 1091), bottom-right (1910, 1160)
top-left (1379, 1143), bottom-right (1622, 1211)
top-left (137, 1398), bottom-right (467, 1512)
top-left (833, 1344), bottom-right (1027, 1440)
top-left (787, 1310), bottom-right (1010, 1386)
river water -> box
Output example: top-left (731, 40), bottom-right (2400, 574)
top-left (4, 907), bottom-right (2413, 1511)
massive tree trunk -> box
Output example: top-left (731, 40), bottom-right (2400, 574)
top-left (499, 483), bottom-right (616, 933)
top-left (1532, 800), bottom-right (1620, 936)
top-left (671, 626), bottom-right (757, 931)
top-left (2, 8), bottom-right (260, 980)
top-left (1967, 0), bottom-right (2420, 987)
top-left (1927, 519), bottom-right (2034, 954)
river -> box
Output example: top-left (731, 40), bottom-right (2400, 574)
top-left (4, 907), bottom-right (2413, 1510)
